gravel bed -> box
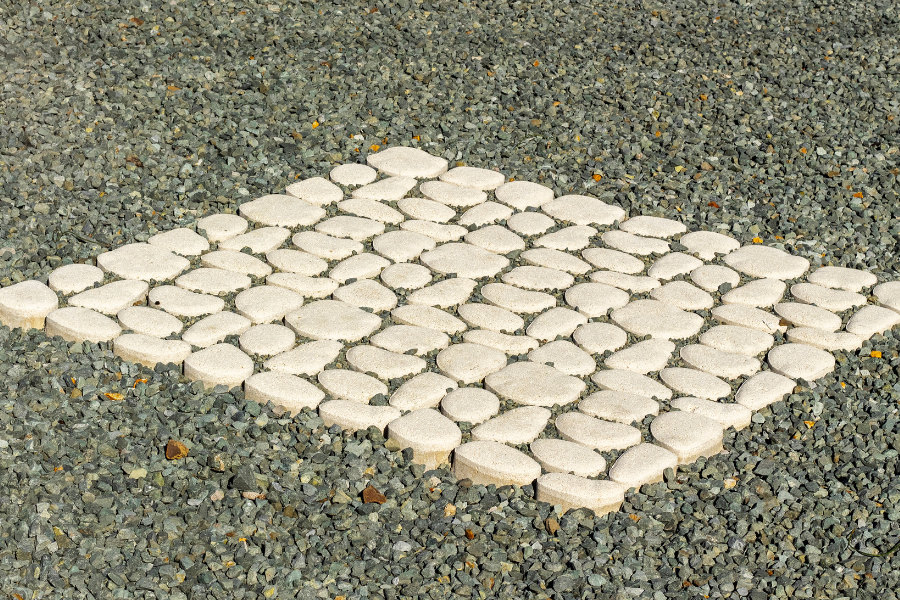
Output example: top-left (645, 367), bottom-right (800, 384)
top-left (1, 0), bottom-right (900, 599)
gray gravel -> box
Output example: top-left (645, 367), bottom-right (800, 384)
top-left (2, 0), bottom-right (900, 598)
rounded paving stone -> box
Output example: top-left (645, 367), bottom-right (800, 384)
top-left (774, 302), bottom-right (842, 332)
top-left (235, 286), bottom-right (305, 324)
top-left (846, 305), bottom-right (900, 339)
top-left (263, 340), bottom-right (343, 376)
top-left (389, 372), bottom-right (458, 412)
top-left (441, 387), bottom-right (501, 424)
top-left (147, 227), bottom-right (210, 256)
top-left (183, 344), bottom-right (254, 390)
top-left (459, 202), bottom-right (513, 227)
top-left (452, 441), bottom-right (542, 487)
top-left (874, 281), bottom-right (900, 314)
top-left (420, 180), bottom-right (488, 207)
top-left (462, 330), bottom-right (539, 355)
top-left (200, 251), bottom-right (272, 278)
top-left (400, 220), bottom-right (468, 243)
top-left (292, 231), bottom-right (363, 261)
top-left (541, 195), bottom-right (626, 226)
top-left (785, 327), bottom-right (862, 352)
top-left (175, 268), bottom-right (252, 295)
top-left (494, 180), bottom-right (554, 210)
top-left (579, 390), bottom-right (659, 425)
top-left (147, 285), bottom-right (223, 318)
top-left (286, 300), bottom-right (382, 342)
top-left (590, 271), bottom-right (660, 293)
top-left (218, 226), bottom-right (291, 254)
top-left (196, 213), bottom-right (248, 242)
top-left (319, 400), bottom-right (401, 434)
top-left (658, 367), bottom-right (732, 400)
top-left (265, 249), bottom-right (328, 276)
top-left (457, 303), bottom-right (523, 333)
top-left (68, 280), bottom-right (149, 316)
top-left (392, 305), bottom-right (467, 334)
top-left (689, 264), bottom-right (741, 293)
top-left (679, 230), bottom-right (740, 260)
top-left (790, 283), bottom-right (866, 312)
top-left (608, 443), bottom-right (679, 491)
top-left (482, 283), bottom-right (555, 314)
top-left (524, 307), bottom-right (587, 341)
top-left (573, 323), bottom-right (628, 355)
top-left (345, 345), bottom-right (426, 380)
top-left (117, 306), bottom-right (183, 338)
top-left (680, 344), bottom-right (761, 379)
top-left (502, 266), bottom-right (574, 291)
top-left (529, 439), bottom-right (607, 477)
top-left (330, 163), bottom-right (378, 186)
top-left (565, 283), bottom-right (630, 318)
top-left (436, 343), bottom-right (509, 384)
top-left (243, 371), bottom-right (326, 416)
top-left (699, 325), bottom-right (774, 357)
top-left (535, 226), bottom-right (597, 252)
top-left (528, 340), bottom-right (595, 376)
top-left (711, 304), bottom-right (786, 334)
top-left (647, 252), bottom-right (703, 280)
top-left (506, 212), bottom-right (555, 236)
top-left (767, 343), bottom-right (836, 381)
top-left (371, 325), bottom-right (450, 355)
top-left (48, 264), bottom-right (104, 295)
top-left (604, 339), bottom-right (675, 375)
top-left (471, 406), bottom-right (551, 445)
top-left (581, 248), bottom-right (645, 274)
top-left (808, 266), bottom-right (877, 292)
top-left (618, 215), bottom-right (685, 238)
top-left (380, 263), bottom-right (432, 290)
top-left (521, 248), bottom-right (592, 275)
top-left (317, 369), bottom-right (387, 403)
top-left (439, 166), bottom-right (506, 190)
top-left (387, 409), bottom-right (462, 470)
top-left (96, 243), bottom-right (190, 282)
top-left (721, 278), bottom-right (787, 308)
top-left (372, 230), bottom-right (436, 262)
top-left (611, 299), bottom-right (704, 340)
top-left (650, 411), bottom-right (724, 464)
top-left (316, 216), bottom-right (385, 242)
top-left (650, 281), bottom-right (714, 311)
top-left (396, 197), bottom-right (457, 223)
top-left (670, 397), bottom-right (753, 431)
top-left (285, 176), bottom-right (344, 205)
top-left (180, 312), bottom-right (252, 348)
top-left (45, 307), bottom-right (121, 343)
top-left (723, 245), bottom-right (810, 280)
top-left (485, 362), bottom-right (586, 407)
top-left (333, 280), bottom-right (398, 312)
top-left (464, 225), bottom-right (526, 255)
top-left (555, 412), bottom-right (641, 452)
top-left (734, 371), bottom-right (796, 410)
top-left (267, 274), bottom-right (339, 298)
top-left (239, 324), bottom-right (296, 356)
top-left (351, 176), bottom-right (418, 201)
top-left (113, 334), bottom-right (191, 369)
top-left (591, 369), bottom-right (673, 400)
top-left (366, 146), bottom-right (449, 178)
top-left (419, 243), bottom-right (510, 279)
top-left (602, 230), bottom-right (670, 255)
top-left (406, 278), bottom-right (477, 308)
top-left (536, 473), bottom-right (625, 516)
top-left (337, 199), bottom-right (404, 224)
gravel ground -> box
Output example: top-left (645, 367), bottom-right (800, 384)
top-left (2, 0), bottom-right (900, 598)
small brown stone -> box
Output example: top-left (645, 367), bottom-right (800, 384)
top-left (165, 439), bottom-right (189, 460)
top-left (545, 517), bottom-right (560, 535)
top-left (700, 162), bottom-right (714, 171)
top-left (284, 505), bottom-right (298, 518)
top-left (444, 503), bottom-right (457, 517)
top-left (242, 491), bottom-right (266, 500)
top-left (362, 485), bottom-right (386, 504)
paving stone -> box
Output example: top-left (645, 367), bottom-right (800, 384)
top-left (420, 180), bottom-right (488, 207)
top-left (292, 231), bottom-right (364, 261)
top-left (48, 264), bottom-right (105, 295)
top-left (528, 340), bottom-right (596, 376)
top-left (366, 146), bottom-right (449, 178)
top-left (457, 302), bottom-right (523, 333)
top-left (419, 243), bottom-right (510, 278)
top-left (581, 248), bottom-right (645, 274)
top-left (647, 252), bottom-right (703, 280)
top-left (502, 266), bottom-right (574, 291)
top-left (235, 286), bottom-right (305, 324)
top-left (284, 176), bottom-right (344, 205)
top-left (96, 243), bottom-right (190, 282)
top-left (68, 280), bottom-right (149, 316)
top-left (238, 195), bottom-right (325, 227)
top-left (458, 201), bottom-right (513, 227)
top-left (441, 387), bottom-right (501, 424)
top-left (699, 325), bottom-right (775, 356)
top-left (436, 343), bottom-right (509, 384)
top-left (618, 215), bottom-right (686, 238)
top-left (196, 213), bottom-right (248, 242)
top-left (555, 412), bottom-right (641, 452)
top-left (319, 400), bottom-right (401, 434)
top-left (564, 283), bottom-right (630, 318)
top-left (608, 443), bottom-right (679, 491)
top-left (785, 327), bottom-right (862, 352)
top-left (266, 274), bottom-right (339, 298)
top-left (218, 226), bottom-right (291, 254)
top-left (329, 163), bottom-right (377, 186)
top-left (658, 367), bottom-right (732, 400)
top-left (286, 300), bottom-right (382, 342)
top-left (239, 324), bottom-right (296, 356)
top-left (117, 306), bottom-right (183, 338)
top-left (200, 250), bottom-right (272, 278)
top-left (678, 230), bottom-right (741, 260)
top-left (387, 409), bottom-right (462, 470)
top-left (439, 166), bottom-right (506, 190)
top-left (147, 285), bottom-right (223, 318)
top-left (494, 180), bottom-right (554, 210)
top-left (462, 330), bottom-right (539, 355)
top-left (346, 345), bottom-right (426, 380)
top-left (721, 278), bottom-right (786, 307)
top-left (845, 305), bottom-right (900, 339)
top-left (370, 325), bottom-right (450, 355)
top-left (329, 253), bottom-right (391, 283)
top-left (734, 371), bottom-right (796, 410)
top-left (589, 271), bottom-right (660, 293)
top-left (265, 249), bottom-right (328, 276)
top-left (611, 299), bottom-right (704, 339)
top-left (650, 281), bottom-right (714, 311)
top-left (767, 343), bottom-right (836, 381)
top-left (525, 307), bottom-right (588, 341)
top-left (680, 344), bottom-right (761, 379)
top-left (534, 225), bottom-right (597, 251)
top-left (45, 307), bottom-right (121, 343)
top-left (372, 230), bottom-right (436, 262)
top-left (521, 248), bottom-right (592, 275)
top-left (318, 369), bottom-right (388, 403)
top-left (337, 198), bottom-right (405, 224)
top-left (400, 220), bottom-right (469, 242)
top-left (175, 268), bottom-right (252, 295)
top-left (605, 339), bottom-right (675, 374)
top-left (670, 397), bottom-right (753, 431)
top-left (113, 334), bottom-right (191, 369)
top-left (807, 266), bottom-right (878, 292)
top-left (183, 343), bottom-right (254, 389)
top-left (579, 390), bottom-right (659, 425)
top-left (540, 194), bottom-right (626, 226)
top-left (591, 369), bottom-right (673, 400)
top-left (244, 371), bottom-right (326, 416)
top-left (334, 279), bottom-right (399, 311)
top-left (536, 473), bottom-right (625, 516)
top-left (465, 225), bottom-right (526, 255)
top-left (874, 281), bottom-right (900, 314)
top-left (351, 176), bottom-right (418, 201)
top-left (396, 197), bottom-right (457, 223)
top-left (602, 230), bottom-right (670, 256)
top-left (650, 411), bottom-right (724, 464)
top-left (485, 362), bottom-right (586, 407)
top-left (406, 278), bottom-right (476, 308)
top-left (263, 340), bottom-right (343, 376)
top-left (389, 372), bottom-right (458, 411)
top-left (506, 211), bottom-right (555, 235)
top-left (392, 304), bottom-right (467, 334)
top-left (572, 323), bottom-right (628, 354)
top-left (482, 283), bottom-right (556, 314)
top-left (689, 264), bottom-right (741, 293)
top-left (529, 439), bottom-right (607, 477)
top-left (723, 245), bottom-right (810, 279)
top-left (471, 406), bottom-right (551, 445)
top-left (181, 312), bottom-right (252, 348)
top-left (147, 227), bottom-right (210, 256)
top-left (774, 302), bottom-right (842, 332)
top-left (790, 282), bottom-right (867, 312)
top-left (711, 304), bottom-right (787, 334)
top-left (453, 441), bottom-right (542, 487)
top-left (316, 215), bottom-right (385, 242)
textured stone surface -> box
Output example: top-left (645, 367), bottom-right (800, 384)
top-left (387, 409), bottom-right (462, 470)
top-left (440, 387), bottom-right (501, 425)
top-left (0, 280), bottom-right (59, 330)
top-left (471, 406), bottom-right (551, 445)
top-left (485, 362), bottom-right (586, 407)
top-left (452, 441), bottom-right (542, 487)
top-left (529, 439), bottom-right (607, 477)
top-left (147, 285), bottom-right (222, 318)
top-left (555, 412), bottom-right (641, 452)
top-left (96, 243), bottom-right (190, 281)
top-left (535, 473), bottom-right (624, 516)
top-left (579, 390), bottom-right (659, 425)
top-left (48, 264), bottom-right (104, 295)
top-left (767, 343), bottom-right (836, 381)
top-left (366, 146), bottom-right (449, 178)
top-left (651, 411), bottom-right (724, 464)
top-left (611, 299), bottom-right (704, 339)
top-left (285, 300), bottom-right (382, 342)
top-left (244, 371), bottom-right (326, 416)
top-left (113, 334), bottom-right (191, 369)
top-left (723, 245), bottom-right (810, 280)
top-left (608, 443), bottom-right (679, 490)
top-left (45, 307), bottom-right (121, 343)
top-left (183, 344), bottom-right (254, 389)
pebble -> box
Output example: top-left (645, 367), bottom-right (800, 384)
top-left (572, 322), bottom-right (628, 354)
top-left (265, 249), bottom-right (328, 276)
top-left (608, 443), bottom-right (679, 491)
top-left (462, 329), bottom-right (539, 355)
top-left (790, 283), bottom-right (867, 312)
top-left (529, 438), bottom-right (607, 477)
top-left (266, 273), bottom-right (339, 298)
top-left (117, 306), bottom-right (183, 338)
top-left (284, 176), bottom-right (344, 205)
top-left (263, 340), bottom-right (343, 376)
top-left (721, 278), bottom-right (787, 307)
top-left (147, 285), bottom-right (222, 318)
top-left (286, 300), bottom-right (382, 342)
top-left (592, 369), bottom-right (673, 400)
top-left (525, 308), bottom-right (588, 342)
top-left (579, 390), bottom-right (659, 425)
top-left (292, 231), bottom-right (363, 261)
top-left (521, 248), bottom-right (592, 275)
top-left (534, 225), bottom-right (597, 251)
top-left (234, 285), bottom-right (305, 323)
top-left (316, 215), bottom-right (385, 242)
top-left (200, 250), bottom-right (272, 278)
top-left (345, 344), bottom-right (426, 379)
top-left (785, 327), bottom-right (862, 352)
top-left (388, 372), bottom-right (458, 411)
top-left (845, 304), bottom-right (900, 339)
top-left (238, 195), bottom-right (325, 227)
top-left (113, 334), bottom-right (191, 369)
top-left (658, 367), bottom-right (732, 400)
top-left (333, 278), bottom-right (398, 311)
top-left (317, 369), bottom-right (388, 403)
top-left (68, 280), bottom-right (149, 316)
top-left (329, 163), bottom-right (377, 186)
top-left (540, 194), bottom-right (626, 226)
top-left (650, 280), bottom-right (714, 310)
top-left (494, 180), bottom-right (555, 209)
top-left (536, 473), bottom-right (625, 516)
top-left (581, 247), bottom-right (646, 274)
top-left (181, 311), bottom-right (252, 348)
top-left (601, 230), bottom-right (670, 255)
top-left (440, 387), bottom-right (501, 424)
top-left (351, 176), bottom-right (418, 201)
top-left (366, 146), bottom-right (448, 178)
top-left (453, 441), bottom-right (542, 487)
top-left (506, 211), bottom-right (555, 235)
top-left (604, 339), bottom-right (675, 374)
top-left (471, 406), bottom-right (552, 445)
top-left (238, 324), bottom-right (296, 356)
top-left (722, 245), bottom-right (810, 279)
top-left (733, 371), bottom-right (796, 410)
top-left (387, 409), bottom-right (462, 470)
top-left (392, 304), bottom-right (467, 334)
top-left (372, 230), bottom-right (436, 262)
top-left (147, 227), bottom-right (210, 256)
top-left (618, 215), bottom-right (686, 238)
top-left (767, 343), bottom-right (836, 381)
top-left (670, 397), bottom-right (753, 431)
top-left (689, 264), bottom-right (741, 293)
top-left (406, 278), bottom-right (476, 308)
top-left (555, 412), bottom-right (641, 452)
top-left (243, 371), bottom-right (326, 416)
top-left (678, 230), bottom-right (741, 260)
top-left (439, 166), bottom-right (506, 190)
top-left (464, 225), bottom-right (526, 254)
top-left (485, 361), bottom-right (586, 407)
top-left (419, 243), bottom-right (510, 278)
top-left (183, 343), bottom-right (254, 389)
top-left (711, 304), bottom-right (787, 334)
top-left (699, 325), bottom-right (774, 356)
top-left (611, 299), bottom-right (704, 339)
top-left (96, 243), bottom-right (190, 282)
top-left (647, 252), bottom-right (703, 280)
top-left (565, 282), bottom-right (630, 318)
top-left (399, 220), bottom-right (468, 243)
top-left (318, 400), bottom-right (401, 434)
top-left (196, 213), bottom-right (248, 242)
top-left (650, 411), bottom-right (724, 464)
top-left (457, 302), bottom-right (524, 333)
top-left (502, 265), bottom-right (574, 291)
top-left (45, 307), bottom-right (121, 343)
top-left (218, 226), bottom-right (291, 254)
top-left (48, 263), bottom-right (104, 294)
top-left (773, 302), bottom-right (842, 332)
top-left (679, 344), bottom-right (761, 379)
top-left (458, 201), bottom-right (514, 227)
top-left (807, 265), bottom-right (877, 292)
top-left (396, 197), bottom-right (457, 223)
top-left (370, 325), bottom-right (450, 355)
top-left (420, 180), bottom-right (488, 207)
top-left (589, 271), bottom-right (661, 293)
top-left (175, 268), bottom-right (252, 295)
top-left (528, 340), bottom-right (596, 376)
top-left (436, 342), bottom-right (509, 384)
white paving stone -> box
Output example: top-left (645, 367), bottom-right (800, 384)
top-left (602, 230), bottom-right (670, 255)
top-left (148, 227), bottom-right (210, 256)
top-left (647, 252), bottom-right (703, 280)
top-left (319, 400), bottom-right (401, 434)
top-left (506, 211), bottom-right (555, 235)
top-left (650, 281), bottom-right (714, 311)
top-left (530, 438), bottom-right (607, 477)
top-left (462, 330), bottom-right (539, 355)
top-left (786, 327), bottom-right (862, 352)
top-left (699, 325), bottom-right (774, 356)
top-left (218, 226), bottom-right (291, 254)
top-left (351, 176), bottom-right (418, 201)
top-left (441, 387), bottom-right (501, 424)
top-left (734, 371), bottom-right (796, 410)
top-left (555, 412), bottom-right (641, 452)
top-left (286, 300), bottom-right (382, 342)
top-left (316, 215), bottom-right (385, 242)
top-left (680, 344), bottom-right (761, 379)
top-left (46, 307), bottom-right (121, 343)
top-left (579, 390), bottom-right (659, 425)
top-left (465, 225), bottom-right (526, 255)
top-left (117, 306), bottom-right (183, 338)
top-left (234, 286), bottom-right (305, 324)
top-left (370, 325), bottom-right (449, 355)
top-left (328, 253), bottom-right (391, 284)
top-left (238, 195), bottom-right (325, 227)
top-left (471, 406), bottom-right (551, 445)
top-left (337, 198), bottom-right (404, 224)
top-left (285, 176), bottom-right (344, 205)
top-left (846, 305), bottom-right (900, 339)
top-left (457, 303), bottom-right (523, 333)
top-left (400, 220), bottom-right (468, 243)
top-left (541, 195), bottom-right (626, 226)
top-left (485, 362), bottom-right (585, 407)
top-left (147, 285), bottom-right (222, 318)
top-left (483, 283), bottom-right (556, 314)
top-left (419, 243), bottom-right (510, 278)
top-left (520, 250), bottom-right (591, 278)
top-left (458, 201), bottom-right (513, 227)
top-left (690, 264), bottom-right (741, 293)
top-left (592, 369), bottom-right (673, 400)
top-left (774, 302), bottom-right (842, 332)
top-left (176, 268), bottom-right (252, 295)
top-left (608, 443), bottom-right (679, 490)
top-left (565, 282), bottom-right (630, 318)
top-left (767, 343), bottom-right (836, 381)
top-left (502, 266), bottom-right (574, 291)
top-left (265, 249), bottom-right (328, 276)
top-left (611, 300), bottom-right (704, 339)
top-left (334, 280), bottom-right (398, 311)
top-left (113, 334), bottom-right (191, 369)
top-left (536, 473), bottom-right (625, 516)
top-left (389, 372), bottom-right (458, 411)
top-left (48, 264), bottom-right (104, 294)
top-left (200, 251), bottom-right (272, 278)
top-left (808, 266), bottom-right (877, 292)
top-left (239, 324), bottom-right (296, 356)
top-left (68, 280), bottom-right (148, 316)
top-left (679, 230), bottom-right (740, 260)
top-left (525, 308), bottom-right (588, 342)
top-left (721, 278), bottom-right (786, 307)
top-left (528, 340), bottom-right (595, 376)
top-left (589, 271), bottom-right (660, 293)
top-left (96, 243), bottom-right (190, 282)
top-left (420, 180), bottom-right (488, 207)
top-left (372, 230), bottom-right (436, 262)
top-left (436, 343), bottom-right (509, 384)
top-left (244, 371), bottom-right (326, 416)
top-left (387, 409), bottom-right (462, 470)
top-left (318, 369), bottom-right (387, 403)
top-left (723, 245), bottom-right (810, 280)
top-left (181, 312), bottom-right (252, 348)
top-left (605, 339), bottom-right (675, 374)
top-left (366, 146), bottom-right (448, 178)
top-left (494, 180), bottom-right (554, 210)
top-left (396, 197), bottom-right (457, 223)
top-left (619, 215), bottom-right (686, 238)
top-left (330, 163), bottom-right (377, 186)
top-left (534, 226), bottom-right (597, 252)
top-left (651, 411), bottom-right (724, 464)
top-left (791, 283), bottom-right (866, 312)
top-left (346, 345), bottom-right (426, 380)
top-left (581, 248), bottom-right (645, 274)
top-left (292, 231), bottom-right (363, 261)
top-left (453, 441), bottom-right (542, 487)
top-left (670, 397), bottom-right (753, 431)
top-left (392, 304), bottom-right (467, 334)
top-left (406, 278), bottom-right (476, 308)
top-left (712, 304), bottom-right (786, 334)
top-left (659, 367), bottom-right (732, 400)
top-left (264, 340), bottom-right (343, 376)
top-left (183, 343), bottom-right (253, 389)
top-left (439, 166), bottom-right (506, 190)
top-left (874, 281), bottom-right (900, 314)
top-left (572, 323), bottom-right (628, 354)
top-left (267, 274), bottom-right (339, 298)
top-left (196, 213), bottom-right (248, 242)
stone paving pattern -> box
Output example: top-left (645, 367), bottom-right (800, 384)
top-left (1, 146), bottom-right (898, 515)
